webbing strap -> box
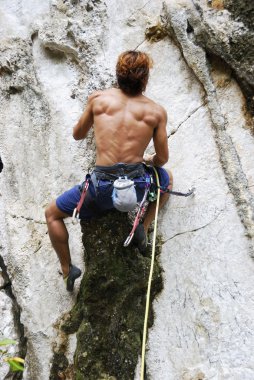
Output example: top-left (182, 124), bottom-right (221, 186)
top-left (76, 179), bottom-right (90, 213)
top-left (72, 175), bottom-right (91, 222)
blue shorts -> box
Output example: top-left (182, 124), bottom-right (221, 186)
top-left (56, 166), bottom-right (170, 220)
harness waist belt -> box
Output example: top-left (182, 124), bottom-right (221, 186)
top-left (94, 162), bottom-right (146, 180)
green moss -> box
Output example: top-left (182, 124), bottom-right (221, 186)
top-left (62, 210), bottom-right (163, 379)
top-left (49, 352), bottom-right (69, 380)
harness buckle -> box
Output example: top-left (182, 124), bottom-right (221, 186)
top-left (72, 208), bottom-right (79, 224)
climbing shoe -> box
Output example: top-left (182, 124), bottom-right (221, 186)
top-left (64, 264), bottom-right (81, 292)
top-left (133, 224), bottom-right (147, 254)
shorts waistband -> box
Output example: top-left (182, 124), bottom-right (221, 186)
top-left (93, 162), bottom-right (146, 180)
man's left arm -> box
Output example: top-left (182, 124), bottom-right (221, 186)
top-left (73, 93), bottom-right (97, 140)
top-left (144, 106), bottom-right (168, 167)
top-left (152, 107), bottom-right (169, 166)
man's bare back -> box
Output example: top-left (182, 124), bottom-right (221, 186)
top-left (73, 88), bottom-right (168, 167)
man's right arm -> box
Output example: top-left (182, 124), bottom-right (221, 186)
top-left (73, 92), bottom-right (99, 140)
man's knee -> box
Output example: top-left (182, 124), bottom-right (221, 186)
top-left (45, 202), bottom-right (55, 223)
top-left (45, 201), bottom-right (70, 223)
top-left (45, 201), bottom-right (63, 223)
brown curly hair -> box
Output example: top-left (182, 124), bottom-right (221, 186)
top-left (116, 51), bottom-right (153, 96)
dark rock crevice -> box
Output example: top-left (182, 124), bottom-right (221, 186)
top-left (162, 207), bottom-right (225, 244)
top-left (0, 156), bottom-right (3, 173)
top-left (8, 213), bottom-right (46, 225)
top-left (0, 256), bottom-right (27, 380)
top-left (168, 102), bottom-right (206, 137)
top-left (49, 331), bottom-right (74, 380)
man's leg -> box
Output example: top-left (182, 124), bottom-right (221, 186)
top-left (143, 169), bottom-right (173, 233)
top-left (45, 200), bottom-right (82, 291)
top-left (45, 201), bottom-right (71, 277)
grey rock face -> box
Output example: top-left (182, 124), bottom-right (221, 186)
top-left (0, 0), bottom-right (254, 379)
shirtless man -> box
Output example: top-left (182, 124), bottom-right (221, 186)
top-left (45, 50), bottom-right (172, 291)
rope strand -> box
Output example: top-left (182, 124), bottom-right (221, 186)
top-left (140, 167), bottom-right (161, 380)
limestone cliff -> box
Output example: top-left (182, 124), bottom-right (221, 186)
top-left (0, 1), bottom-right (254, 379)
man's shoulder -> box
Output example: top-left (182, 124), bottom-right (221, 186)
top-left (88, 88), bottom-right (117, 102)
top-left (88, 90), bottom-right (104, 101)
top-left (143, 95), bottom-right (167, 116)
top-left (90, 88), bottom-right (118, 96)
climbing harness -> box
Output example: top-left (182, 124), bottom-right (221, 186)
top-left (72, 164), bottom-right (195, 233)
top-left (140, 167), bottom-right (160, 380)
top-left (72, 174), bottom-right (91, 223)
top-left (72, 163), bottom-right (145, 223)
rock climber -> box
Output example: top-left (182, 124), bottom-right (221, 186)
top-left (45, 50), bottom-right (173, 291)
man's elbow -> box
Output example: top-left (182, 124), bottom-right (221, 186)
top-left (73, 131), bottom-right (79, 140)
top-left (162, 151), bottom-right (169, 166)
top-left (157, 159), bottom-right (168, 167)
top-left (154, 155), bottom-right (168, 167)
top-left (73, 124), bottom-right (83, 140)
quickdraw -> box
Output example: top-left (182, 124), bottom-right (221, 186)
top-left (72, 175), bottom-right (91, 223)
top-left (123, 174), bottom-right (150, 247)
top-left (123, 192), bottom-right (149, 247)
top-left (165, 187), bottom-right (195, 197)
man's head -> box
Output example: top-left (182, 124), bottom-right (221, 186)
top-left (116, 50), bottom-right (153, 96)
